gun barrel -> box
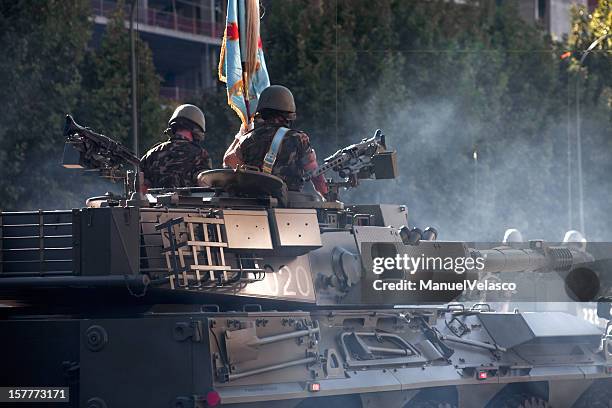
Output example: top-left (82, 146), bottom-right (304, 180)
top-left (63, 115), bottom-right (140, 168)
top-left (475, 245), bottom-right (593, 274)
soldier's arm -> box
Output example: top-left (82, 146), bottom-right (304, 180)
top-left (296, 132), bottom-right (329, 196)
top-left (223, 128), bottom-right (248, 169)
top-left (223, 138), bottom-right (241, 168)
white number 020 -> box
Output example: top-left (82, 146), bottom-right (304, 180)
top-left (267, 265), bottom-right (312, 298)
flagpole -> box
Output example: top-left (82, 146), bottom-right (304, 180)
top-left (242, 67), bottom-right (251, 126)
top-left (238, 0), bottom-right (251, 128)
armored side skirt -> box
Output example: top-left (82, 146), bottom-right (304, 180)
top-left (0, 309), bottom-right (610, 408)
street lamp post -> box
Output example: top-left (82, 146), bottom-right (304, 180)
top-left (574, 33), bottom-right (610, 236)
top-left (130, 0), bottom-right (139, 158)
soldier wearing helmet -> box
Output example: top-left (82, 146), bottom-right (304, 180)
top-left (140, 104), bottom-right (211, 190)
top-left (224, 85), bottom-right (328, 196)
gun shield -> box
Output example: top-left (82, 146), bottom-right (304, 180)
top-left (62, 141), bottom-right (85, 169)
top-left (372, 151), bottom-right (398, 179)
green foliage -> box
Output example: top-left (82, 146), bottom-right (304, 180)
top-left (566, 0), bottom-right (612, 237)
top-left (568, 0), bottom-right (611, 111)
top-left (77, 0), bottom-right (169, 153)
top-left (259, 0), bottom-right (610, 240)
top-left (0, 0), bottom-right (168, 210)
top-left (0, 0), bottom-right (609, 240)
top-left (0, 0), bottom-right (91, 209)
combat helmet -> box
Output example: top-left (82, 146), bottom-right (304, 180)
top-left (256, 85), bottom-right (296, 120)
top-left (169, 104), bottom-right (206, 137)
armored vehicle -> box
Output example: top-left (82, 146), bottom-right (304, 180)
top-left (1, 116), bottom-right (611, 408)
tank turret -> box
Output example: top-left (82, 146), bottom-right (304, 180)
top-left (0, 120), bottom-right (607, 308)
top-left (1, 118), bottom-right (611, 408)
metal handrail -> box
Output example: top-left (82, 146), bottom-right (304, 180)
top-left (91, 0), bottom-right (224, 38)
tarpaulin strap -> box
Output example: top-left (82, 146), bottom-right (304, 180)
top-left (262, 127), bottom-right (289, 174)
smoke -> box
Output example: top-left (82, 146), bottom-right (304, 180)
top-left (339, 57), bottom-right (611, 242)
top-left (10, 155), bottom-right (123, 211)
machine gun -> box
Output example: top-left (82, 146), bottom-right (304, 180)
top-left (62, 114), bottom-right (141, 195)
top-left (305, 129), bottom-right (397, 201)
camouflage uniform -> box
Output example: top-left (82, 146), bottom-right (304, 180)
top-left (140, 136), bottom-right (211, 188)
top-left (235, 117), bottom-right (328, 194)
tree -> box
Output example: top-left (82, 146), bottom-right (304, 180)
top-left (2, 0), bottom-right (610, 241)
top-left (78, 0), bottom-right (168, 153)
top-left (564, 0), bottom-right (612, 239)
top-left (0, 0), bottom-right (91, 210)
top-left (259, 0), bottom-right (599, 240)
top-left (0, 1), bottom-right (169, 210)
top-left (568, 0), bottom-right (611, 111)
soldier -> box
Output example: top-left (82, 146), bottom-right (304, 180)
top-left (140, 104), bottom-right (211, 190)
top-left (223, 85), bottom-right (328, 197)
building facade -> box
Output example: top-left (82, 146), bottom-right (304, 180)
top-left (91, 0), bottom-right (226, 101)
top-left (517, 0), bottom-right (599, 40)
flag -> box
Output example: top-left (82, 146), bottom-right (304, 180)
top-left (219, 0), bottom-right (270, 128)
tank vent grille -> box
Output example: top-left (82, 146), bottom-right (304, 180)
top-left (0, 210), bottom-right (74, 276)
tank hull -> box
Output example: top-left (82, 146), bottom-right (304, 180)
top-left (1, 306), bottom-right (610, 408)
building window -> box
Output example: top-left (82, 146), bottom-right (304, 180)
top-left (588, 0), bottom-right (599, 11)
top-left (537, 0), bottom-right (546, 20)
